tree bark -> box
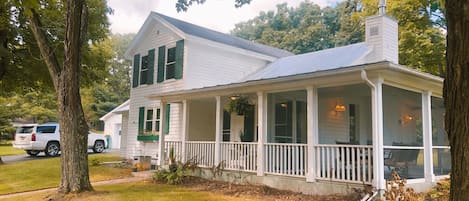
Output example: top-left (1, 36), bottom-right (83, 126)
top-left (444, 0), bottom-right (469, 200)
top-left (27, 0), bottom-right (92, 194)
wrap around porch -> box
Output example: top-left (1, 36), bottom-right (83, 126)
top-left (154, 81), bottom-right (447, 190)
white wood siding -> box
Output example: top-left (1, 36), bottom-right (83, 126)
top-left (184, 40), bottom-right (269, 89)
top-left (120, 112), bottom-right (129, 158)
top-left (317, 86), bottom-right (372, 145)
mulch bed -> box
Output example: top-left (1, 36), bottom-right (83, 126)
top-left (176, 176), bottom-right (360, 201)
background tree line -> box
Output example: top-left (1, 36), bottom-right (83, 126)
top-left (0, 0), bottom-right (445, 137)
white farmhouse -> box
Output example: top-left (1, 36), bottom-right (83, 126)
top-left (120, 6), bottom-right (448, 195)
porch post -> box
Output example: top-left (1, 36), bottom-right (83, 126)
top-left (181, 100), bottom-right (189, 162)
top-left (306, 86), bottom-right (318, 182)
top-left (257, 91), bottom-right (267, 176)
top-left (214, 96), bottom-right (223, 165)
top-left (158, 101), bottom-right (167, 166)
top-left (371, 79), bottom-right (385, 190)
top-left (422, 91), bottom-right (435, 182)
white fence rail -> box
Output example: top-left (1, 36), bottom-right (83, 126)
top-left (220, 142), bottom-right (257, 172)
top-left (264, 143), bottom-right (307, 177)
top-left (315, 144), bottom-right (373, 184)
top-left (185, 141), bottom-right (215, 167)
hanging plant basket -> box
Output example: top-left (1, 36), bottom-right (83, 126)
top-left (226, 96), bottom-right (252, 116)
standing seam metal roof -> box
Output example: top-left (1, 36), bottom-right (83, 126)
top-left (241, 42), bottom-right (371, 82)
top-left (152, 12), bottom-right (293, 58)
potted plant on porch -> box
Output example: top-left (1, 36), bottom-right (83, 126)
top-left (226, 95), bottom-right (252, 115)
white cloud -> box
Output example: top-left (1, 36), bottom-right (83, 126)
top-left (107, 0), bottom-right (344, 34)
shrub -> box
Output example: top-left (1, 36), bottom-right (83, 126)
top-left (425, 178), bottom-right (450, 200)
top-left (90, 158), bottom-right (101, 166)
top-left (384, 171), bottom-right (421, 201)
top-left (152, 148), bottom-right (198, 185)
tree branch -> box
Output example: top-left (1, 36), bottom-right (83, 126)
top-left (27, 8), bottom-right (61, 88)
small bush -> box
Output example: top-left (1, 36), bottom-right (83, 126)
top-left (153, 148), bottom-right (198, 185)
top-left (384, 171), bottom-right (421, 201)
top-left (90, 158), bottom-right (101, 166)
top-left (425, 178), bottom-right (450, 200)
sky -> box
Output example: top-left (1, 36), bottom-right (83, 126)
top-left (107, 0), bottom-right (345, 34)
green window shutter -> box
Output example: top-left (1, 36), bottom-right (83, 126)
top-left (132, 54), bottom-right (140, 88)
top-left (175, 40), bottom-right (184, 79)
top-left (138, 107), bottom-right (145, 135)
top-left (164, 104), bottom-right (170, 134)
top-left (147, 49), bottom-right (155, 84)
top-left (157, 46), bottom-right (166, 83)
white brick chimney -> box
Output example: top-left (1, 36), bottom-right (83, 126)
top-left (364, 0), bottom-right (399, 64)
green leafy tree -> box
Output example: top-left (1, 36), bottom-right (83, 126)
top-left (356, 0), bottom-right (446, 75)
top-left (231, 0), bottom-right (445, 76)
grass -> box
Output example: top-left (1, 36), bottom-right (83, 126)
top-left (0, 141), bottom-right (25, 156)
top-left (2, 182), bottom-right (256, 201)
top-left (0, 153), bottom-right (131, 195)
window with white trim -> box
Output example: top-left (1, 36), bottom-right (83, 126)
top-left (144, 108), bottom-right (161, 134)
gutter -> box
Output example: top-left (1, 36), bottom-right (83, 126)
top-left (361, 69), bottom-right (375, 89)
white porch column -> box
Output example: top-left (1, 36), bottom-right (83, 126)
top-left (181, 100), bottom-right (189, 162)
top-left (257, 91), bottom-right (267, 176)
top-left (422, 91), bottom-right (434, 182)
top-left (214, 96), bottom-right (223, 165)
top-left (371, 79), bottom-right (385, 190)
top-left (306, 86), bottom-right (318, 182)
top-left (158, 101), bottom-right (167, 166)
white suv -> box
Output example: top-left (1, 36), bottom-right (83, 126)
top-left (13, 123), bottom-right (107, 157)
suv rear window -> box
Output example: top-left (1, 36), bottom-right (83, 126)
top-left (17, 126), bottom-right (35, 133)
top-left (36, 126), bottom-right (56, 133)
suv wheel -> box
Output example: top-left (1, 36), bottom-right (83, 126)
top-left (93, 141), bottom-right (105, 153)
top-left (45, 142), bottom-right (60, 157)
top-left (26, 150), bottom-right (40, 156)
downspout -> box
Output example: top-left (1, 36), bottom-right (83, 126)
top-left (361, 69), bottom-right (375, 90)
top-left (361, 69), bottom-right (380, 200)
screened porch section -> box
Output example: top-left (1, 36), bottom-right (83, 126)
top-left (382, 85), bottom-right (450, 180)
top-left (316, 84), bottom-right (373, 183)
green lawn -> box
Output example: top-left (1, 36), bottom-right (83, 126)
top-left (0, 141), bottom-right (25, 156)
top-left (0, 154), bottom-right (131, 195)
top-left (3, 182), bottom-right (256, 201)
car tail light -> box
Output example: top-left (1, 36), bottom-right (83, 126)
top-left (31, 133), bottom-right (36, 141)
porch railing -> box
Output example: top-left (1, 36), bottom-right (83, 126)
top-left (264, 143), bottom-right (307, 177)
top-left (164, 141), bottom-right (183, 162)
top-left (220, 142), bottom-right (257, 172)
top-left (159, 141), bottom-right (373, 184)
top-left (186, 141), bottom-right (215, 167)
top-left (315, 144), bottom-right (373, 184)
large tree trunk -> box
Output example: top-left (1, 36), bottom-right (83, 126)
top-left (27, 0), bottom-right (92, 194)
top-left (57, 0), bottom-right (92, 193)
top-left (444, 0), bottom-right (469, 200)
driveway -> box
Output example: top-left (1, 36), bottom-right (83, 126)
top-left (1, 149), bottom-right (120, 163)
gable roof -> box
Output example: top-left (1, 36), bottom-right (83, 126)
top-left (241, 42), bottom-right (371, 82)
top-left (151, 12), bottom-right (293, 58)
top-left (99, 100), bottom-right (130, 121)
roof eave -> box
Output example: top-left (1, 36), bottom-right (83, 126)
top-left (146, 61), bottom-right (444, 100)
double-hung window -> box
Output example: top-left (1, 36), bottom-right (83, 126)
top-left (165, 47), bottom-right (176, 79)
top-left (140, 56), bottom-right (149, 84)
top-left (144, 108), bottom-right (161, 134)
